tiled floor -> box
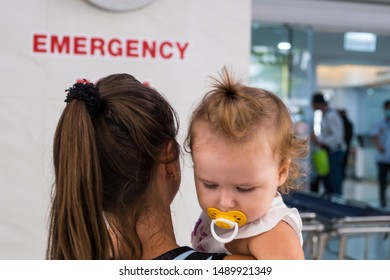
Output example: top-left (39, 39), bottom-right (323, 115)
top-left (343, 178), bottom-right (389, 209)
top-left (301, 178), bottom-right (390, 260)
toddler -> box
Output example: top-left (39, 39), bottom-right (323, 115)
top-left (186, 68), bottom-right (308, 259)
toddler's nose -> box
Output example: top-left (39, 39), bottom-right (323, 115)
top-left (217, 191), bottom-right (235, 211)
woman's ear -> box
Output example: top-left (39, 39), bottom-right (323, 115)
top-left (155, 141), bottom-right (181, 204)
top-left (160, 140), bottom-right (176, 161)
top-left (165, 161), bottom-right (181, 180)
top-left (278, 158), bottom-right (291, 186)
top-left (162, 141), bottom-right (181, 180)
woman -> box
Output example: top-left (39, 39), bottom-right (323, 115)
top-left (47, 73), bottom-right (252, 260)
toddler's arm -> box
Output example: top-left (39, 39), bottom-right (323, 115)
top-left (227, 220), bottom-right (304, 260)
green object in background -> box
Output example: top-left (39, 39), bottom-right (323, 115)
top-left (313, 148), bottom-right (329, 176)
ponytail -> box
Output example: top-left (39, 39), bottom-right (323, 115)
top-left (48, 74), bottom-right (180, 259)
top-left (205, 67), bottom-right (262, 138)
top-left (47, 100), bottom-right (110, 259)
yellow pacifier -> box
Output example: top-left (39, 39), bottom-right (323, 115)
top-left (207, 208), bottom-right (247, 243)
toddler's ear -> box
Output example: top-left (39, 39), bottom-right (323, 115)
top-left (278, 158), bottom-right (291, 186)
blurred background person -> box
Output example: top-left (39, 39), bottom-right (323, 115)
top-left (372, 99), bottom-right (390, 208)
top-left (338, 109), bottom-right (354, 183)
top-left (311, 92), bottom-right (346, 195)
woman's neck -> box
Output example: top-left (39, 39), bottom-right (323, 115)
top-left (136, 209), bottom-right (179, 259)
top-left (109, 208), bottom-right (178, 260)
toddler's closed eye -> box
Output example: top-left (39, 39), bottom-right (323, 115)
top-left (203, 183), bottom-right (218, 189)
top-left (236, 187), bottom-right (254, 193)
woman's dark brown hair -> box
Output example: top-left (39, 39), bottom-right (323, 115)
top-left (47, 73), bottom-right (179, 259)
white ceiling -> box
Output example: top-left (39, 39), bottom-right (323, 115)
top-left (252, 0), bottom-right (390, 35)
top-left (316, 0), bottom-right (390, 4)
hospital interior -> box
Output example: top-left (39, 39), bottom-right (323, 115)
top-left (251, 0), bottom-right (390, 260)
top-left (1, 0), bottom-right (390, 260)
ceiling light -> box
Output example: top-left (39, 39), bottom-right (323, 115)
top-left (277, 42), bottom-right (291, 50)
top-left (344, 32), bottom-right (376, 52)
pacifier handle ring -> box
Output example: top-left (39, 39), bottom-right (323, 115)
top-left (210, 218), bottom-right (239, 243)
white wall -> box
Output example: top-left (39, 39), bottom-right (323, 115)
top-left (0, 0), bottom-right (251, 259)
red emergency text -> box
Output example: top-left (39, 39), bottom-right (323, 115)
top-left (32, 33), bottom-right (190, 60)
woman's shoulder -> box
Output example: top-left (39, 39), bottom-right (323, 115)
top-left (153, 246), bottom-right (226, 260)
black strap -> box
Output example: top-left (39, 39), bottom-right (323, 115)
top-left (153, 246), bottom-right (226, 260)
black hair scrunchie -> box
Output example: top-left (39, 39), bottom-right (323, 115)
top-left (65, 80), bottom-right (102, 118)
